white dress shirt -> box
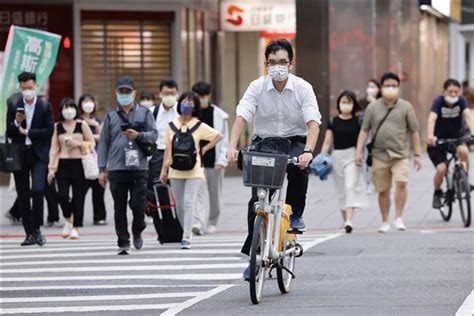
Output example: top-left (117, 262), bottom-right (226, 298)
top-left (16, 96), bottom-right (37, 145)
top-left (152, 103), bottom-right (179, 150)
top-left (236, 74), bottom-right (321, 138)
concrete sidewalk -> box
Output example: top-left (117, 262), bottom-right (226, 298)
top-left (1, 154), bottom-right (472, 237)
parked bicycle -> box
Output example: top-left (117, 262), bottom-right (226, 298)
top-left (435, 136), bottom-right (472, 227)
top-left (241, 150), bottom-right (304, 304)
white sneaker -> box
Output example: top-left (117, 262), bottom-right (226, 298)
top-left (393, 218), bottom-right (406, 231)
top-left (378, 222), bottom-right (391, 233)
top-left (62, 221), bottom-right (73, 238)
top-left (69, 228), bottom-right (79, 240)
top-left (205, 225), bottom-right (217, 234)
top-left (192, 225), bottom-right (204, 236)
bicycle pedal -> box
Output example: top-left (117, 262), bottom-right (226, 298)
top-left (287, 229), bottom-right (304, 235)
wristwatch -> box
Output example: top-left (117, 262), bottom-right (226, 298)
top-left (303, 147), bottom-right (313, 154)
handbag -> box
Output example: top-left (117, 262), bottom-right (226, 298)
top-left (366, 107), bottom-right (394, 167)
top-left (81, 147), bottom-right (99, 180)
top-left (116, 110), bottom-right (157, 157)
top-left (0, 138), bottom-right (25, 173)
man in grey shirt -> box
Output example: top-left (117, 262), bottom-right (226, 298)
top-left (98, 76), bottom-right (158, 255)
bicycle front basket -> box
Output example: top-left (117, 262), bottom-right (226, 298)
top-left (242, 151), bottom-right (289, 189)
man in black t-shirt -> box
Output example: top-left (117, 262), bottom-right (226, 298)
top-left (427, 79), bottom-right (474, 208)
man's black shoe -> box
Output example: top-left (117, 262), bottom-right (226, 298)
top-left (133, 235), bottom-right (143, 250)
top-left (118, 245), bottom-right (130, 255)
top-left (34, 230), bottom-right (46, 246)
top-left (432, 190), bottom-right (443, 209)
top-left (243, 265), bottom-right (250, 282)
top-left (21, 235), bottom-right (36, 246)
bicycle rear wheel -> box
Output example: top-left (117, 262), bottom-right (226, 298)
top-left (277, 238), bottom-right (296, 294)
top-left (439, 177), bottom-right (453, 221)
top-left (249, 216), bottom-right (266, 304)
top-left (454, 168), bottom-right (471, 227)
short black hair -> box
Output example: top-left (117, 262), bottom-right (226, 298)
top-left (78, 93), bottom-right (96, 115)
top-left (159, 79), bottom-right (178, 91)
top-left (443, 78), bottom-right (461, 90)
top-left (140, 90), bottom-right (155, 100)
top-left (177, 92), bottom-right (201, 118)
top-left (58, 98), bottom-right (79, 121)
top-left (265, 39), bottom-right (294, 62)
top-left (380, 72), bottom-right (400, 86)
top-left (18, 72), bottom-right (36, 83)
top-left (336, 90), bottom-right (361, 116)
top-left (192, 81), bottom-right (212, 96)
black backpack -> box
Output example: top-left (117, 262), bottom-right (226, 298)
top-left (169, 121), bottom-right (201, 171)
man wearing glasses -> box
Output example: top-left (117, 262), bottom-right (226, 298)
top-left (226, 39), bottom-right (321, 280)
top-left (356, 72), bottom-right (422, 233)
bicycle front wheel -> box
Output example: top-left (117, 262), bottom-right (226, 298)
top-left (277, 238), bottom-right (296, 294)
top-left (454, 168), bottom-right (471, 227)
top-left (439, 177), bottom-right (453, 221)
top-left (249, 215), bottom-right (266, 304)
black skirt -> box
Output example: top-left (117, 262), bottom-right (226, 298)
top-left (56, 159), bottom-right (85, 180)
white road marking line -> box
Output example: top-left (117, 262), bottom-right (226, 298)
top-left (1, 291), bottom-right (205, 304)
top-left (0, 248), bottom-right (241, 260)
top-left (0, 234), bottom-right (328, 243)
top-left (1, 263), bottom-right (248, 274)
top-left (300, 233), bottom-right (343, 251)
top-left (1, 273), bottom-right (242, 282)
top-left (0, 256), bottom-right (243, 267)
top-left (455, 290), bottom-right (473, 316)
top-left (161, 285), bottom-right (235, 316)
top-left (0, 243), bottom-right (244, 253)
top-left (0, 284), bottom-right (218, 291)
top-left (0, 303), bottom-right (175, 314)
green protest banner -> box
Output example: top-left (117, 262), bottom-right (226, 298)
top-left (0, 25), bottom-right (61, 135)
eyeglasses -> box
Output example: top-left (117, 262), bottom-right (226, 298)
top-left (265, 60), bottom-right (290, 67)
top-left (382, 84), bottom-right (399, 88)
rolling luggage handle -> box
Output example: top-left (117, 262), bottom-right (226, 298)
top-left (152, 183), bottom-right (177, 220)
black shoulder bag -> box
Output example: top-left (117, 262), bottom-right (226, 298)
top-left (116, 110), bottom-right (157, 157)
top-left (366, 107), bottom-right (394, 167)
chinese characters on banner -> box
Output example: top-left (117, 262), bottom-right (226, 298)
top-left (0, 25), bottom-right (61, 134)
top-left (220, 2), bottom-right (295, 32)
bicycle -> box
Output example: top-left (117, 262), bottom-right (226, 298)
top-left (435, 136), bottom-right (472, 227)
top-left (241, 150), bottom-right (304, 305)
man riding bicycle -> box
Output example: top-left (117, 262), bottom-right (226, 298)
top-left (427, 79), bottom-right (474, 209)
top-left (226, 39), bottom-right (321, 280)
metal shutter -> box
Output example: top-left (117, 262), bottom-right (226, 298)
top-left (81, 20), bottom-right (171, 116)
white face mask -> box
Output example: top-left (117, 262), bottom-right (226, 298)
top-left (161, 95), bottom-right (177, 107)
top-left (21, 89), bottom-right (37, 100)
top-left (382, 87), bottom-right (399, 99)
top-left (81, 101), bottom-right (95, 114)
top-left (62, 108), bottom-right (77, 120)
top-left (140, 100), bottom-right (154, 108)
top-left (199, 97), bottom-right (209, 107)
top-left (268, 65), bottom-right (290, 82)
top-left (366, 87), bottom-right (378, 97)
top-left (339, 103), bottom-right (353, 114)
top-left (444, 95), bottom-right (459, 105)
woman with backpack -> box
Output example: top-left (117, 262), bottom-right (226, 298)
top-left (160, 92), bottom-right (223, 249)
top-left (48, 98), bottom-right (95, 239)
top-left (320, 90), bottom-right (368, 233)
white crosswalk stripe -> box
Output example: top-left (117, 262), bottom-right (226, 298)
top-left (0, 233), bottom-right (341, 315)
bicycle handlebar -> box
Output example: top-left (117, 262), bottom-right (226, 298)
top-left (436, 136), bottom-right (473, 146)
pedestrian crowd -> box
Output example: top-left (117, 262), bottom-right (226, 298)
top-left (4, 39), bottom-right (474, 262)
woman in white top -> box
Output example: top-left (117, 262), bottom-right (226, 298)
top-left (160, 92), bottom-right (223, 249)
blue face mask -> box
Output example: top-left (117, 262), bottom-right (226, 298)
top-left (117, 93), bottom-right (134, 106)
top-left (180, 102), bottom-right (194, 116)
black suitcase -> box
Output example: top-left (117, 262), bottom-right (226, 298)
top-left (147, 182), bottom-right (183, 244)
